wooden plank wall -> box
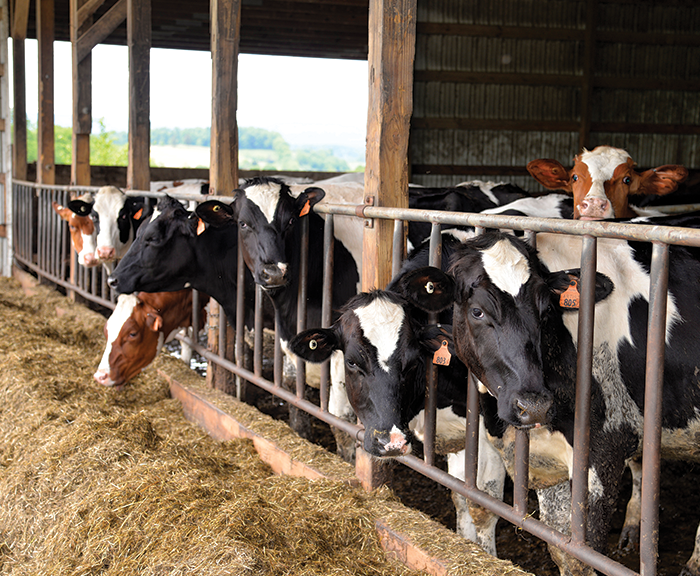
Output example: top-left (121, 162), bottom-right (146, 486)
top-left (410, 0), bottom-right (700, 189)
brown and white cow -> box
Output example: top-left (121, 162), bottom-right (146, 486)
top-left (527, 145), bottom-right (688, 220)
top-left (94, 289), bottom-right (208, 389)
top-left (52, 196), bottom-right (99, 267)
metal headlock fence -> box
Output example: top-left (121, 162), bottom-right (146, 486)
top-left (12, 178), bottom-right (700, 576)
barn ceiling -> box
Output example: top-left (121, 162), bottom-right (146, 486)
top-left (18, 0), bottom-right (370, 60)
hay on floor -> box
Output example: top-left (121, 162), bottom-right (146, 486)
top-left (0, 275), bottom-right (531, 576)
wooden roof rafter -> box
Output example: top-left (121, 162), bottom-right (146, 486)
top-left (75, 0), bottom-right (126, 61)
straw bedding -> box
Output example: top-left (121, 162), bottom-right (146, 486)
top-left (0, 275), bottom-right (530, 576)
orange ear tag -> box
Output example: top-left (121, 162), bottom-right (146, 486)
top-left (133, 208), bottom-right (143, 220)
top-left (299, 199), bottom-right (311, 217)
top-left (559, 278), bottom-right (580, 309)
top-left (433, 340), bottom-right (452, 366)
top-left (196, 218), bottom-right (206, 235)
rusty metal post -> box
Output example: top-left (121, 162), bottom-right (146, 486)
top-left (571, 235), bottom-right (597, 544)
top-left (320, 213), bottom-right (335, 412)
top-left (639, 242), bottom-right (669, 576)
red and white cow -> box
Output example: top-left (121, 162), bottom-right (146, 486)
top-left (94, 289), bottom-right (208, 389)
top-left (52, 196), bottom-right (99, 267)
top-left (527, 145), bottom-right (688, 220)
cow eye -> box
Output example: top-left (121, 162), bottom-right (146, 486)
top-left (623, 176), bottom-right (632, 185)
top-left (572, 174), bottom-right (578, 182)
top-left (239, 220), bottom-right (248, 230)
top-left (471, 307), bottom-right (484, 319)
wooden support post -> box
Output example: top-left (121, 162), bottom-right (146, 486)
top-left (70, 0), bottom-right (92, 187)
top-left (206, 0), bottom-right (241, 392)
top-left (11, 38), bottom-right (27, 181)
top-left (126, 0), bottom-right (150, 191)
top-left (209, 0), bottom-right (240, 195)
top-left (358, 0), bottom-right (417, 491)
top-left (12, 0), bottom-right (30, 181)
top-left (37, 0), bottom-right (55, 185)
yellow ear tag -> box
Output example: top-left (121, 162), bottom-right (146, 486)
top-left (133, 208), bottom-right (143, 220)
top-left (559, 278), bottom-right (580, 309)
top-left (433, 340), bottom-right (451, 366)
top-left (299, 199), bottom-right (311, 217)
top-left (196, 218), bottom-right (206, 235)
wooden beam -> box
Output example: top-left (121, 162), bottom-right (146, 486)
top-left (12, 0), bottom-right (30, 40)
top-left (12, 38), bottom-right (27, 180)
top-left (207, 0), bottom-right (241, 393)
top-left (209, 0), bottom-right (240, 196)
top-left (414, 70), bottom-right (582, 87)
top-left (361, 0), bottom-right (416, 489)
top-left (126, 0), bottom-right (150, 191)
top-left (76, 0), bottom-right (127, 62)
top-left (76, 0), bottom-right (107, 28)
top-left (37, 0), bottom-right (55, 185)
top-left (71, 0), bottom-right (92, 186)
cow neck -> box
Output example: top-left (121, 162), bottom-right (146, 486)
top-left (264, 211), bottom-right (328, 343)
top-left (190, 226), bottom-right (240, 321)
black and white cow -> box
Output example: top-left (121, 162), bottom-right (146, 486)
top-left (68, 186), bottom-right (148, 273)
top-left (107, 195), bottom-right (267, 331)
top-left (404, 226), bottom-right (700, 576)
top-left (193, 176), bottom-right (362, 445)
top-left (406, 181), bottom-right (531, 248)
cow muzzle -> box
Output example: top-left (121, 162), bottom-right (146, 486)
top-left (259, 263), bottom-right (288, 288)
top-left (367, 426), bottom-right (412, 458)
top-left (512, 392), bottom-right (553, 428)
top-left (578, 196), bottom-right (613, 220)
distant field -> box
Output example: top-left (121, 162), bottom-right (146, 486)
top-left (150, 145), bottom-right (211, 168)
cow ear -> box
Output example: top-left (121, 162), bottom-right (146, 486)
top-left (548, 269), bottom-right (614, 309)
top-left (527, 159), bottom-right (573, 192)
top-left (196, 200), bottom-right (235, 227)
top-left (416, 323), bottom-right (454, 354)
top-left (145, 312), bottom-right (163, 332)
top-left (634, 165), bottom-right (689, 196)
top-left (67, 199), bottom-right (94, 216)
top-left (288, 328), bottom-right (339, 363)
top-left (395, 266), bottom-right (455, 313)
top-left (52, 202), bottom-right (70, 220)
top-left (295, 187), bottom-right (326, 217)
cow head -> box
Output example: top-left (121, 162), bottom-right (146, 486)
top-left (197, 177), bottom-right (325, 290)
top-left (289, 290), bottom-right (447, 457)
top-left (93, 186), bottom-right (147, 262)
top-left (108, 195), bottom-right (198, 294)
top-left (53, 198), bottom-right (98, 267)
top-left (94, 293), bottom-right (164, 389)
top-left (527, 146), bottom-right (688, 220)
top-left (402, 231), bottom-right (614, 429)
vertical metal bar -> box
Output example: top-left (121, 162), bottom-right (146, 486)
top-left (423, 221), bottom-right (442, 467)
top-left (191, 289), bottom-right (200, 354)
top-left (571, 235), bottom-right (597, 544)
top-left (274, 309), bottom-right (283, 387)
top-left (464, 371), bottom-right (480, 489)
top-left (639, 242), bottom-right (669, 576)
top-left (296, 215), bottom-right (309, 398)
top-left (392, 218), bottom-right (404, 278)
top-left (235, 231), bottom-right (246, 395)
top-left (320, 213), bottom-right (335, 412)
top-left (254, 284), bottom-right (264, 377)
top-left (513, 429), bottom-right (530, 517)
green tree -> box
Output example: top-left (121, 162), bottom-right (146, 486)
top-left (91, 119), bottom-right (128, 166)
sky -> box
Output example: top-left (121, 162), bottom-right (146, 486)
top-left (13, 40), bottom-right (369, 150)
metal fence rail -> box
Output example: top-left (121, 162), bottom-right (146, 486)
top-left (12, 178), bottom-right (700, 576)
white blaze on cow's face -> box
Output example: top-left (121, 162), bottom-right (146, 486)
top-left (243, 180), bottom-right (282, 224)
top-left (94, 186), bottom-right (128, 261)
top-left (352, 297), bottom-right (405, 372)
top-left (94, 293), bottom-right (140, 386)
top-left (577, 146), bottom-right (631, 219)
top-left (480, 238), bottom-right (531, 297)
